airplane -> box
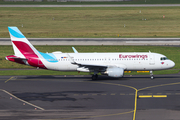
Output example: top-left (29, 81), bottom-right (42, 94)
top-left (6, 27), bottom-right (175, 80)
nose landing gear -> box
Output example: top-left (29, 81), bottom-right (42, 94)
top-left (150, 70), bottom-right (154, 79)
top-left (92, 74), bottom-right (98, 80)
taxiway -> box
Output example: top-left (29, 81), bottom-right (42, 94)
top-left (0, 74), bottom-right (180, 120)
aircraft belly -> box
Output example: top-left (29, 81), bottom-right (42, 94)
top-left (126, 61), bottom-right (147, 71)
top-left (42, 61), bottom-right (77, 71)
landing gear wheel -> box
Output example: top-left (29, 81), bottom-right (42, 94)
top-left (92, 74), bottom-right (98, 80)
top-left (150, 70), bottom-right (154, 80)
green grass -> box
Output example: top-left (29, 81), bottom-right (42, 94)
top-left (0, 0), bottom-right (180, 5)
top-left (1, 7), bottom-right (180, 38)
top-left (0, 69), bottom-right (179, 76)
top-left (0, 69), bottom-right (90, 76)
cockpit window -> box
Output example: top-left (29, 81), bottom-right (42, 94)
top-left (160, 57), bottom-right (169, 60)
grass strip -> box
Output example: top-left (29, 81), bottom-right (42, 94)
top-left (0, 69), bottom-right (89, 76)
top-left (0, 69), bottom-right (178, 76)
top-left (0, 7), bottom-right (180, 38)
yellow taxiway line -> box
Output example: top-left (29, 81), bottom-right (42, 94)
top-left (153, 95), bottom-right (167, 98)
top-left (139, 95), bottom-right (152, 98)
top-left (139, 95), bottom-right (167, 98)
top-left (0, 89), bottom-right (45, 110)
top-left (4, 77), bottom-right (14, 83)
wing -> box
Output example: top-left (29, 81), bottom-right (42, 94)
top-left (67, 53), bottom-right (107, 72)
top-left (74, 62), bottom-right (108, 72)
top-left (66, 53), bottom-right (126, 73)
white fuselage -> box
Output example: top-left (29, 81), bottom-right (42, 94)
top-left (40, 52), bottom-right (175, 71)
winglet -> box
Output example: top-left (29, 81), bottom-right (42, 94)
top-left (72, 47), bottom-right (78, 53)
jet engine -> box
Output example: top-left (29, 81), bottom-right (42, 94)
top-left (105, 67), bottom-right (124, 78)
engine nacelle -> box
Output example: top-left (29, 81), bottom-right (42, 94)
top-left (106, 67), bottom-right (124, 78)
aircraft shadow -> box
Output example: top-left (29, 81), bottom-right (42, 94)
top-left (12, 91), bottom-right (105, 102)
top-left (22, 74), bottom-right (180, 81)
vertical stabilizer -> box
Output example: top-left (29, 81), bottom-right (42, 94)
top-left (8, 27), bottom-right (39, 58)
top-left (7, 27), bottom-right (46, 69)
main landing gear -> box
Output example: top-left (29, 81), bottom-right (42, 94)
top-left (92, 71), bottom-right (99, 80)
top-left (92, 74), bottom-right (98, 80)
top-left (150, 70), bottom-right (154, 79)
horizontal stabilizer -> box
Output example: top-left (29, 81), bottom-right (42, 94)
top-left (7, 57), bottom-right (27, 60)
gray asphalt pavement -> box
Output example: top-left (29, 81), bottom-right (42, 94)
top-left (1, 4), bottom-right (180, 7)
top-left (1, 38), bottom-right (180, 45)
top-left (0, 74), bottom-right (180, 119)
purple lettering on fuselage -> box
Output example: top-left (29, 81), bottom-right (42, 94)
top-left (119, 54), bottom-right (148, 59)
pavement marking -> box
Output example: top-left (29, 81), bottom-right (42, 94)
top-left (133, 89), bottom-right (138, 120)
top-left (87, 81), bottom-right (138, 120)
top-left (4, 77), bottom-right (14, 83)
top-left (72, 93), bottom-right (178, 96)
top-left (139, 95), bottom-right (167, 98)
top-left (138, 82), bottom-right (180, 91)
top-left (135, 81), bottom-right (180, 120)
top-left (59, 110), bottom-right (134, 120)
top-left (90, 110), bottom-right (134, 118)
top-left (139, 95), bottom-right (152, 98)
top-left (0, 89), bottom-right (44, 110)
top-left (153, 95), bottom-right (167, 98)
top-left (2, 77), bottom-right (180, 120)
top-left (33, 79), bottom-right (180, 120)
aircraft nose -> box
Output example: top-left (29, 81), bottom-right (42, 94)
top-left (170, 60), bottom-right (175, 68)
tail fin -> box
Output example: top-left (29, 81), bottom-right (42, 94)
top-left (7, 27), bottom-right (47, 68)
top-left (8, 27), bottom-right (39, 58)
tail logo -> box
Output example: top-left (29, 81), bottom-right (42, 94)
top-left (8, 27), bottom-right (25, 38)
